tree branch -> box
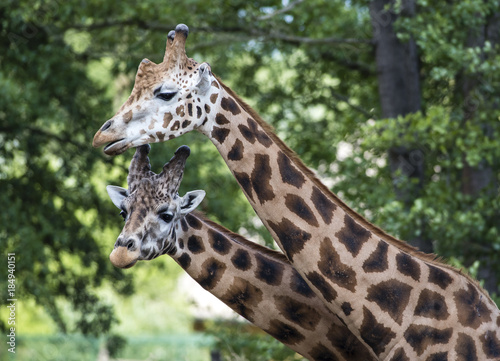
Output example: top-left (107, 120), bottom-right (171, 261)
top-left (263, 32), bottom-right (373, 45)
top-left (257, 0), bottom-right (305, 21)
top-left (329, 89), bottom-right (376, 119)
top-left (63, 20), bottom-right (373, 46)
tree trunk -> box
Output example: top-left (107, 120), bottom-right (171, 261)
top-left (460, 11), bottom-right (499, 295)
top-left (370, 0), bottom-right (432, 253)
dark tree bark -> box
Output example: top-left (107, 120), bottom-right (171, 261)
top-left (369, 0), bottom-right (432, 253)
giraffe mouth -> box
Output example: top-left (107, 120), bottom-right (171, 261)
top-left (103, 138), bottom-right (128, 155)
top-left (122, 260), bottom-right (138, 268)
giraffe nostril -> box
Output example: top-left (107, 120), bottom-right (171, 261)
top-left (126, 239), bottom-right (135, 250)
top-left (101, 120), bottom-right (112, 132)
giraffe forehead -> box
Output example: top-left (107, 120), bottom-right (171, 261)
top-left (135, 58), bottom-right (200, 89)
top-left (128, 185), bottom-right (175, 209)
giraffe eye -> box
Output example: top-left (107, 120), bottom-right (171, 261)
top-left (159, 212), bottom-right (174, 223)
top-left (119, 210), bottom-right (127, 220)
top-left (157, 92), bottom-right (177, 102)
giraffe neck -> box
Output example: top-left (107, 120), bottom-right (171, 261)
top-left (172, 211), bottom-right (377, 361)
top-left (197, 81), bottom-right (500, 360)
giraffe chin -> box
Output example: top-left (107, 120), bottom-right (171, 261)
top-left (103, 138), bottom-right (130, 156)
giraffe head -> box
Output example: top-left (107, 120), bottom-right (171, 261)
top-left (93, 24), bottom-right (216, 155)
top-left (106, 144), bottom-right (205, 268)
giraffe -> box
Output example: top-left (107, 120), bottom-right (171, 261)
top-left (106, 144), bottom-right (376, 361)
top-left (93, 24), bottom-right (500, 359)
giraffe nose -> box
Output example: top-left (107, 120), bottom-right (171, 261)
top-left (110, 237), bottom-right (140, 268)
top-left (93, 119), bottom-right (118, 148)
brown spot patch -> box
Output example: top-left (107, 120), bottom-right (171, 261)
top-left (366, 279), bottom-right (412, 325)
top-left (454, 283), bottom-right (492, 329)
top-left (268, 217), bottom-right (311, 260)
top-left (187, 235), bottom-right (204, 254)
top-left (335, 214), bottom-right (371, 257)
top-left (396, 252), bottom-right (421, 281)
top-left (255, 254), bottom-right (284, 285)
top-left (427, 264), bottom-right (453, 290)
top-left (234, 171), bottom-right (254, 202)
top-left (318, 237), bottom-right (357, 292)
top-left (414, 289), bottom-right (449, 321)
top-left (389, 348), bottom-right (409, 361)
top-left (185, 213), bottom-right (202, 229)
top-left (362, 240), bottom-right (389, 273)
top-left (215, 113), bottom-right (230, 125)
top-left (208, 229), bottom-right (232, 255)
top-left (305, 271), bottom-right (337, 303)
top-left (176, 105), bottom-right (185, 116)
top-left (228, 139), bottom-right (244, 161)
top-left (309, 343), bottom-right (340, 361)
top-left (221, 277), bottom-right (263, 323)
top-left (198, 258), bottom-right (226, 291)
top-left (311, 186), bottom-right (336, 224)
top-left (156, 131), bottom-right (165, 142)
top-left (210, 93), bottom-right (218, 104)
top-left (171, 120), bottom-right (180, 131)
top-left (274, 295), bottom-right (321, 331)
top-left (162, 112), bottom-right (173, 129)
top-left (481, 330), bottom-right (500, 358)
top-left (211, 126), bottom-right (230, 144)
top-left (360, 306), bottom-right (396, 356)
top-left (251, 154), bottom-right (275, 204)
top-left (341, 302), bottom-right (353, 316)
top-left (290, 270), bottom-right (315, 298)
top-left (427, 352), bottom-right (448, 361)
top-left (266, 320), bottom-right (305, 346)
top-left (123, 110), bottom-right (133, 123)
top-left (277, 151), bottom-right (306, 189)
top-left (238, 118), bottom-right (272, 147)
top-left (327, 323), bottom-right (375, 360)
top-left (456, 333), bottom-right (478, 361)
top-left (221, 97), bottom-right (241, 115)
top-left (404, 324), bottom-right (453, 356)
top-left (231, 249), bottom-right (251, 271)
top-left (177, 253), bottom-right (191, 269)
top-left (285, 193), bottom-right (319, 227)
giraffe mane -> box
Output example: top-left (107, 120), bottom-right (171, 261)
top-left (216, 77), bottom-right (492, 296)
top-left (191, 210), bottom-right (290, 264)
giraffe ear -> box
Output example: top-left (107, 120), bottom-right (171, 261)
top-left (106, 185), bottom-right (129, 209)
top-left (179, 190), bottom-right (205, 215)
top-left (195, 63), bottom-right (212, 95)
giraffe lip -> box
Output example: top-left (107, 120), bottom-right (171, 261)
top-left (122, 260), bottom-right (137, 268)
top-left (103, 138), bottom-right (128, 155)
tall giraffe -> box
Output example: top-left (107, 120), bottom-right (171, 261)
top-left (94, 25), bottom-right (500, 359)
top-left (106, 144), bottom-right (376, 361)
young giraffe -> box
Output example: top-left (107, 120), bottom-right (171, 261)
top-left (94, 25), bottom-right (500, 359)
top-left (106, 144), bottom-right (376, 361)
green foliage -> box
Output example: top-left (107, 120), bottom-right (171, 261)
top-left (1, 1), bottom-right (499, 357)
top-left (206, 320), bottom-right (304, 361)
top-left (105, 334), bottom-right (127, 358)
top-left (112, 334), bottom-right (213, 361)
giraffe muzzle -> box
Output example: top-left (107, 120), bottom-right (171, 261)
top-left (109, 246), bottom-right (141, 268)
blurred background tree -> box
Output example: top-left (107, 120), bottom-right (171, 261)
top-left (1, 0), bottom-right (499, 359)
